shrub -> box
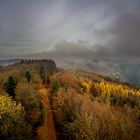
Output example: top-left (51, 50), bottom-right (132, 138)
top-left (90, 81), bottom-right (140, 107)
top-left (34, 101), bottom-right (45, 127)
top-left (31, 72), bottom-right (42, 89)
top-left (80, 79), bottom-right (91, 93)
top-left (5, 76), bottom-right (17, 98)
top-left (50, 70), bottom-right (81, 92)
top-left (15, 82), bottom-right (40, 109)
top-left (64, 85), bottom-right (68, 92)
top-left (75, 100), bottom-right (134, 140)
top-left (15, 82), bottom-right (44, 129)
top-left (0, 95), bottom-right (32, 139)
top-left (25, 71), bottom-right (31, 82)
top-left (51, 90), bottom-right (135, 140)
top-left (52, 80), bottom-right (61, 93)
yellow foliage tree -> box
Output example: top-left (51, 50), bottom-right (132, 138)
top-left (0, 95), bottom-right (32, 139)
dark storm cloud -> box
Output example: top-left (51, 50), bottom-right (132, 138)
top-left (44, 0), bottom-right (140, 59)
top-left (0, 0), bottom-right (140, 59)
top-left (44, 10), bottom-right (140, 59)
top-left (94, 10), bottom-right (140, 58)
top-left (45, 40), bottom-right (93, 59)
top-left (109, 12), bottom-right (140, 57)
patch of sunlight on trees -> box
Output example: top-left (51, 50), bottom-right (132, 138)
top-left (0, 95), bottom-right (32, 139)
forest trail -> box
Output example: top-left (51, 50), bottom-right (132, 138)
top-left (37, 86), bottom-right (57, 140)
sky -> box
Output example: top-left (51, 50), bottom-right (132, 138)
top-left (0, 0), bottom-right (140, 59)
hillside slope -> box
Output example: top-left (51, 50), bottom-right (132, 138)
top-left (0, 62), bottom-right (140, 140)
top-left (49, 69), bottom-right (140, 140)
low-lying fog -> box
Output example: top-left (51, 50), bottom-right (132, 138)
top-left (0, 58), bottom-right (140, 88)
top-left (55, 58), bottom-right (140, 88)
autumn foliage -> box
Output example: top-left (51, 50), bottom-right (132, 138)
top-left (0, 60), bottom-right (56, 139)
top-left (50, 70), bottom-right (140, 140)
top-left (0, 95), bottom-right (32, 139)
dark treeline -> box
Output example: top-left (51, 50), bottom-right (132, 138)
top-left (20, 59), bottom-right (57, 84)
top-left (20, 59), bottom-right (55, 63)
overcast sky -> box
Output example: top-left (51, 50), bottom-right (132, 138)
top-left (0, 0), bottom-right (140, 59)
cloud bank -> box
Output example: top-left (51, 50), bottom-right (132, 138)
top-left (0, 0), bottom-right (139, 60)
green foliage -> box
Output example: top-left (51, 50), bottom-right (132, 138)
top-left (52, 80), bottom-right (61, 93)
top-left (64, 85), bottom-right (68, 92)
top-left (40, 107), bottom-right (45, 117)
top-left (34, 102), bottom-right (45, 127)
top-left (79, 88), bottom-right (84, 94)
top-left (5, 76), bottom-right (17, 98)
top-left (25, 71), bottom-right (31, 82)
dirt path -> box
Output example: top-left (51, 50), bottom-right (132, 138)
top-left (37, 87), bottom-right (57, 140)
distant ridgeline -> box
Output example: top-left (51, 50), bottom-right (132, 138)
top-left (20, 59), bottom-right (57, 74)
top-left (0, 59), bottom-right (21, 67)
top-left (0, 59), bottom-right (57, 78)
